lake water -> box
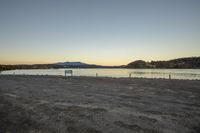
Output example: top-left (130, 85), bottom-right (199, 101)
top-left (1, 68), bottom-right (200, 80)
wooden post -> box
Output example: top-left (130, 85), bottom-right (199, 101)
top-left (129, 73), bottom-right (131, 78)
top-left (96, 73), bottom-right (98, 77)
top-left (169, 74), bottom-right (171, 80)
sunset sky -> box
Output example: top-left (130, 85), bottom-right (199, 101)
top-left (0, 0), bottom-right (200, 65)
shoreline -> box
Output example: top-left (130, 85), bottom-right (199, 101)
top-left (0, 74), bottom-right (200, 81)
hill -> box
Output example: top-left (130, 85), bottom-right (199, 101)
top-left (127, 57), bottom-right (200, 68)
top-left (55, 62), bottom-right (88, 66)
top-left (0, 62), bottom-right (122, 71)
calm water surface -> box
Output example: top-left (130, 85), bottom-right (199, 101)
top-left (1, 68), bottom-right (200, 80)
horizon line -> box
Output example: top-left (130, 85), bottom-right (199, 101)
top-left (0, 56), bottom-right (199, 66)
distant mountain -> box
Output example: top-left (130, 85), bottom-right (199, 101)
top-left (0, 61), bottom-right (123, 71)
top-left (127, 57), bottom-right (200, 68)
top-left (52, 61), bottom-right (103, 68)
top-left (53, 61), bottom-right (124, 68)
top-left (55, 62), bottom-right (89, 66)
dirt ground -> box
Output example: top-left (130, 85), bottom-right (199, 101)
top-left (0, 75), bottom-right (200, 133)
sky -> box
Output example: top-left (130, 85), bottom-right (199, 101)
top-left (0, 0), bottom-right (200, 65)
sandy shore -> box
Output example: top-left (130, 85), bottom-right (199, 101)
top-left (0, 75), bottom-right (200, 133)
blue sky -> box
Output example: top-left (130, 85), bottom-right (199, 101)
top-left (0, 0), bottom-right (200, 65)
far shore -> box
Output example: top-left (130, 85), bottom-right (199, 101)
top-left (0, 75), bottom-right (200, 133)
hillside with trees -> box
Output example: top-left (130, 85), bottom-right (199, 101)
top-left (127, 57), bottom-right (200, 68)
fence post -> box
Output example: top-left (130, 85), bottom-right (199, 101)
top-left (169, 74), bottom-right (171, 80)
top-left (129, 73), bottom-right (131, 78)
top-left (96, 73), bottom-right (98, 77)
